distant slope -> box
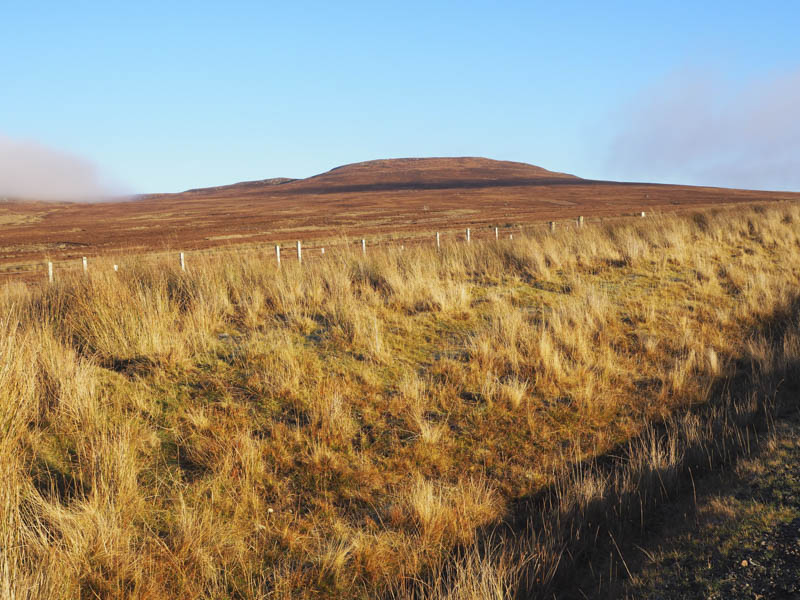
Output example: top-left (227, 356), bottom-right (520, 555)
top-left (180, 177), bottom-right (297, 195)
top-left (285, 157), bottom-right (579, 193)
top-left (168, 157), bottom-right (579, 199)
top-left (2, 156), bottom-right (799, 282)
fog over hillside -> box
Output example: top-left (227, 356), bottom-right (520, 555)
top-left (608, 68), bottom-right (800, 191)
top-left (0, 134), bottom-right (127, 202)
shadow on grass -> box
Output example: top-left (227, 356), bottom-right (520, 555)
top-left (396, 297), bottom-right (800, 599)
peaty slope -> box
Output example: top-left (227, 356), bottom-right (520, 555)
top-left (0, 157), bottom-right (797, 280)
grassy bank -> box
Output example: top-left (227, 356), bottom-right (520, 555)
top-left (2, 204), bottom-right (800, 598)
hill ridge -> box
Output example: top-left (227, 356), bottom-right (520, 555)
top-left (171, 156), bottom-right (579, 198)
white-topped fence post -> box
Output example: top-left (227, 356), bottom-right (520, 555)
top-left (275, 244), bottom-right (281, 266)
top-left (436, 231), bottom-right (440, 250)
top-left (466, 228), bottom-right (471, 243)
top-left (179, 252), bottom-right (185, 271)
top-left (82, 256), bottom-right (88, 274)
top-left (495, 226), bottom-right (498, 240)
top-left (361, 239), bottom-right (366, 255)
top-left (296, 240), bottom-right (302, 264)
top-left (47, 261), bottom-right (53, 283)
top-left (640, 211), bottom-right (646, 217)
top-left (577, 216), bottom-right (584, 227)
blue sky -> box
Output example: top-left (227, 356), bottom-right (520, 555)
top-left (2, 1), bottom-right (799, 196)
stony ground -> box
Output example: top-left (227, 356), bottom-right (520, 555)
top-left (624, 408), bottom-right (800, 599)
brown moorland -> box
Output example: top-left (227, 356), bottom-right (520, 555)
top-left (1, 157), bottom-right (798, 279)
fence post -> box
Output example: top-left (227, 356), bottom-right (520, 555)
top-left (275, 244), bottom-right (281, 266)
top-left (549, 221), bottom-right (556, 232)
top-left (296, 240), bottom-right (302, 264)
top-left (495, 226), bottom-right (498, 240)
top-left (82, 256), bottom-right (88, 274)
top-left (640, 211), bottom-right (646, 217)
top-left (436, 231), bottom-right (440, 250)
top-left (510, 234), bottom-right (513, 240)
top-left (179, 252), bottom-right (185, 271)
top-left (577, 216), bottom-right (584, 227)
top-left (321, 247), bottom-right (325, 255)
top-left (466, 228), bottom-right (471, 243)
top-left (361, 239), bottom-right (366, 255)
top-left (47, 261), bottom-right (53, 283)
top-left (113, 264), bottom-right (119, 272)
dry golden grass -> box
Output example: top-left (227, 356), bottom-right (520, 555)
top-left (2, 203), bottom-right (800, 598)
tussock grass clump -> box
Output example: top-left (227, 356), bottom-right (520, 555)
top-left (2, 203), bottom-right (800, 598)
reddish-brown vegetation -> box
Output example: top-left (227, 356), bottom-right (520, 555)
top-left (1, 157), bottom-right (797, 280)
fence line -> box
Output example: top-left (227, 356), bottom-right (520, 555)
top-left (34, 210), bottom-right (668, 282)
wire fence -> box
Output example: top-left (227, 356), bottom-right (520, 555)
top-left (5, 212), bottom-right (656, 284)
